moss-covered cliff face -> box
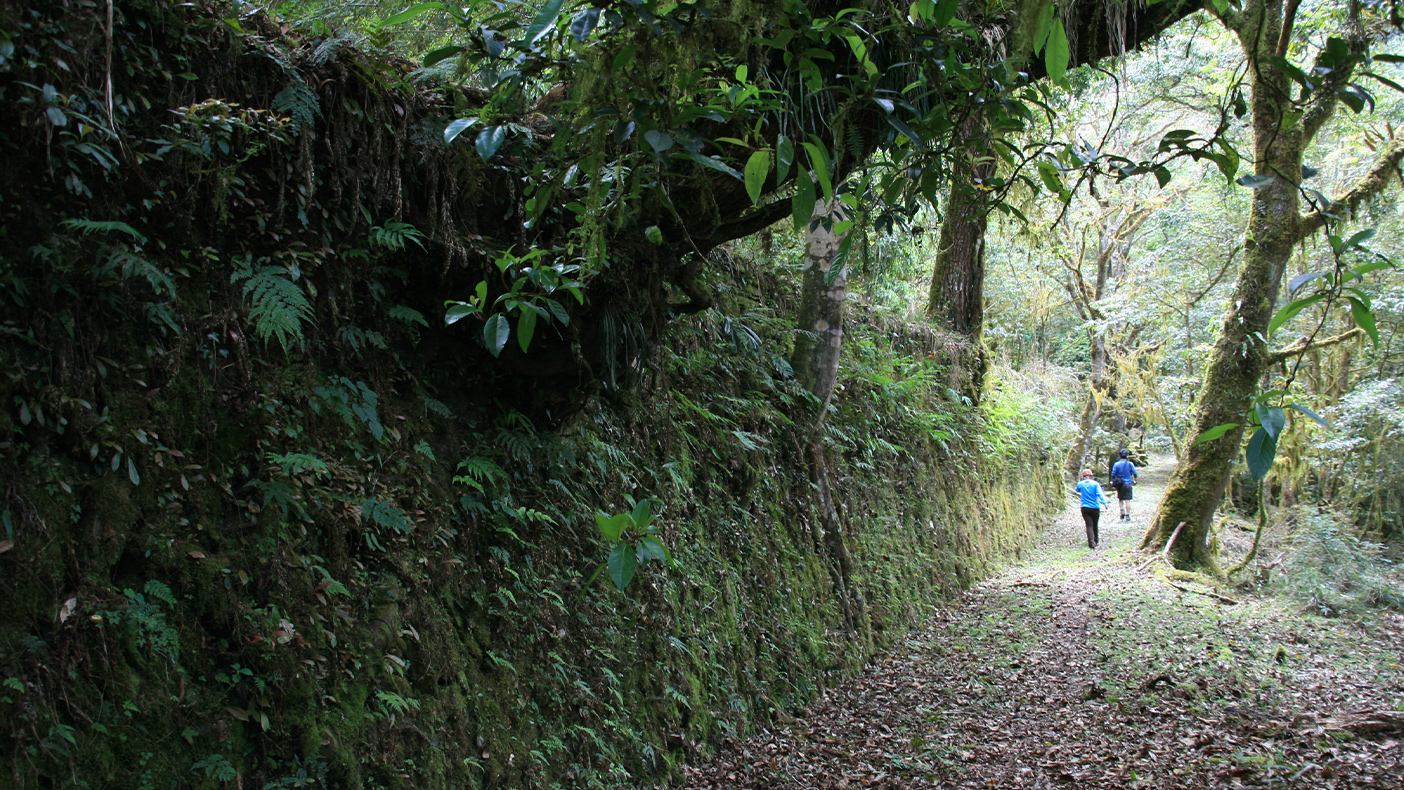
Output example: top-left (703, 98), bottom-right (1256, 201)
top-left (0, 2), bottom-right (1062, 787)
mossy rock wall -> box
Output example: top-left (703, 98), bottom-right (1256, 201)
top-left (0, 2), bottom-right (1062, 787)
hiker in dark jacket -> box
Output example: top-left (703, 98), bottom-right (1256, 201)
top-left (1110, 449), bottom-right (1138, 521)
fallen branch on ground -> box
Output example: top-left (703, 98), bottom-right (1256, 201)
top-left (1308, 711), bottom-right (1404, 736)
top-left (1164, 580), bottom-right (1241, 604)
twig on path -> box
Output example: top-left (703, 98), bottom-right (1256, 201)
top-left (1163, 580), bottom-right (1241, 604)
top-left (1135, 521), bottom-right (1187, 573)
top-left (1162, 521), bottom-right (1187, 565)
top-left (1011, 581), bottom-right (1049, 587)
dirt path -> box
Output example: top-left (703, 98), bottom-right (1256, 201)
top-left (677, 462), bottom-right (1404, 788)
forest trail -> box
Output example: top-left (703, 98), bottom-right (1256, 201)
top-left (677, 461), bottom-right (1404, 789)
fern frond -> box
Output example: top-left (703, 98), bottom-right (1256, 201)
top-left (454, 456), bottom-right (506, 490)
top-left (361, 497), bottom-right (413, 534)
top-left (61, 218), bottom-right (147, 244)
top-left (105, 249), bottom-right (176, 297)
top-left (498, 430), bottom-right (533, 463)
top-left (417, 389), bottom-right (452, 418)
top-left (266, 451), bottom-right (328, 477)
top-left (370, 221), bottom-right (426, 252)
top-left (388, 305), bottom-right (428, 327)
top-left (143, 580), bottom-right (176, 607)
top-left (232, 264), bottom-right (314, 352)
top-left (309, 32), bottom-right (359, 67)
top-left (271, 81), bottom-right (321, 134)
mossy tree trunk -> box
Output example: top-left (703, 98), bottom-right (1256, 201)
top-left (1142, 0), bottom-right (1402, 569)
top-left (927, 109), bottom-right (995, 401)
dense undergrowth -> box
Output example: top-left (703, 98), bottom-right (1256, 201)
top-left (0, 2), bottom-right (1063, 787)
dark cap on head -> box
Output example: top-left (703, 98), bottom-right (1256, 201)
top-left (1119, 449), bottom-right (1129, 458)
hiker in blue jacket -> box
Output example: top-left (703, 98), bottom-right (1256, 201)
top-left (1110, 449), bottom-right (1139, 522)
top-left (1075, 469), bottom-right (1109, 549)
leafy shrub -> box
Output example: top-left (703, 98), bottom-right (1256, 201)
top-left (1268, 507), bottom-right (1404, 616)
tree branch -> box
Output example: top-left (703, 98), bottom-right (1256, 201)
top-left (1276, 0), bottom-right (1303, 57)
top-left (1267, 327), bottom-right (1364, 364)
top-left (1296, 140), bottom-right (1404, 241)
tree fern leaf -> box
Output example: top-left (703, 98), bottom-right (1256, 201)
top-left (232, 264), bottom-right (314, 352)
top-left (361, 497), bottom-right (413, 533)
top-left (271, 81), bottom-right (321, 134)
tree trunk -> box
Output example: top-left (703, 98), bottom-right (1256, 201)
top-left (790, 199), bottom-right (866, 635)
top-left (1142, 0), bottom-right (1340, 569)
top-left (927, 110), bottom-right (994, 401)
top-left (792, 200), bottom-right (849, 415)
top-left (1066, 334), bottom-right (1108, 477)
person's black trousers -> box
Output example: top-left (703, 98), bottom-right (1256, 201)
top-left (1080, 507), bottom-right (1100, 548)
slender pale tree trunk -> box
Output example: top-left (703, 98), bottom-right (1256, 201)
top-left (1066, 335), bottom-right (1108, 477)
top-left (791, 200), bottom-right (866, 638)
top-left (793, 200), bottom-right (849, 414)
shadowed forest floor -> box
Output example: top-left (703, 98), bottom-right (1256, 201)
top-left (677, 463), bottom-right (1404, 788)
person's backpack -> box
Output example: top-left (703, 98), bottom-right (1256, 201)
top-left (1111, 460), bottom-right (1131, 487)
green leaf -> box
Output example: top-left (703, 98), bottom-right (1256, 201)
top-left (1036, 160), bottom-right (1062, 194)
top-left (793, 167), bottom-right (816, 232)
top-left (1215, 139), bottom-right (1240, 181)
top-left (127, 457), bottom-right (140, 486)
top-left (1032, 1), bottom-right (1056, 52)
top-left (1268, 293), bottom-right (1325, 335)
top-left (744, 150), bottom-right (770, 205)
top-left (382, 2), bottom-right (449, 26)
top-left (569, 8), bottom-right (600, 42)
top-left (1153, 166), bottom-right (1171, 188)
top-left (423, 45), bottom-right (464, 67)
top-left (1192, 422), bottom-right (1239, 445)
top-left (932, 0), bottom-right (959, 26)
top-left (1236, 174), bottom-right (1275, 188)
top-left (444, 117), bottom-right (476, 145)
top-left (608, 542), bottom-right (637, 590)
top-left (801, 141), bottom-right (833, 202)
top-left (585, 562), bottom-right (606, 588)
top-left (476, 125), bottom-right (508, 162)
top-left (684, 150), bottom-right (742, 179)
top-left (1349, 297), bottom-right (1379, 344)
top-left (1345, 228), bottom-right (1376, 248)
top-left (630, 498), bottom-right (654, 529)
top-left (1288, 271), bottom-right (1325, 294)
top-left (644, 225), bottom-right (663, 244)
top-left (517, 307), bottom-right (537, 353)
top-left (1245, 428), bottom-right (1277, 480)
top-left (1352, 260), bottom-right (1394, 278)
top-left (445, 302), bottom-right (476, 325)
top-left (639, 535), bottom-right (669, 564)
top-left (885, 115), bottom-right (923, 148)
top-left (776, 135), bottom-right (794, 184)
top-left (1255, 404), bottom-right (1286, 440)
top-left (1287, 403), bottom-right (1330, 429)
top-left (612, 44), bottom-right (638, 73)
top-left (544, 298), bottom-right (570, 325)
top-left (643, 129), bottom-right (673, 153)
top-left (483, 314), bottom-right (510, 356)
top-left (594, 512), bottom-right (628, 544)
top-left (1045, 20), bottom-right (1070, 83)
top-left (524, 0), bottom-right (566, 46)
